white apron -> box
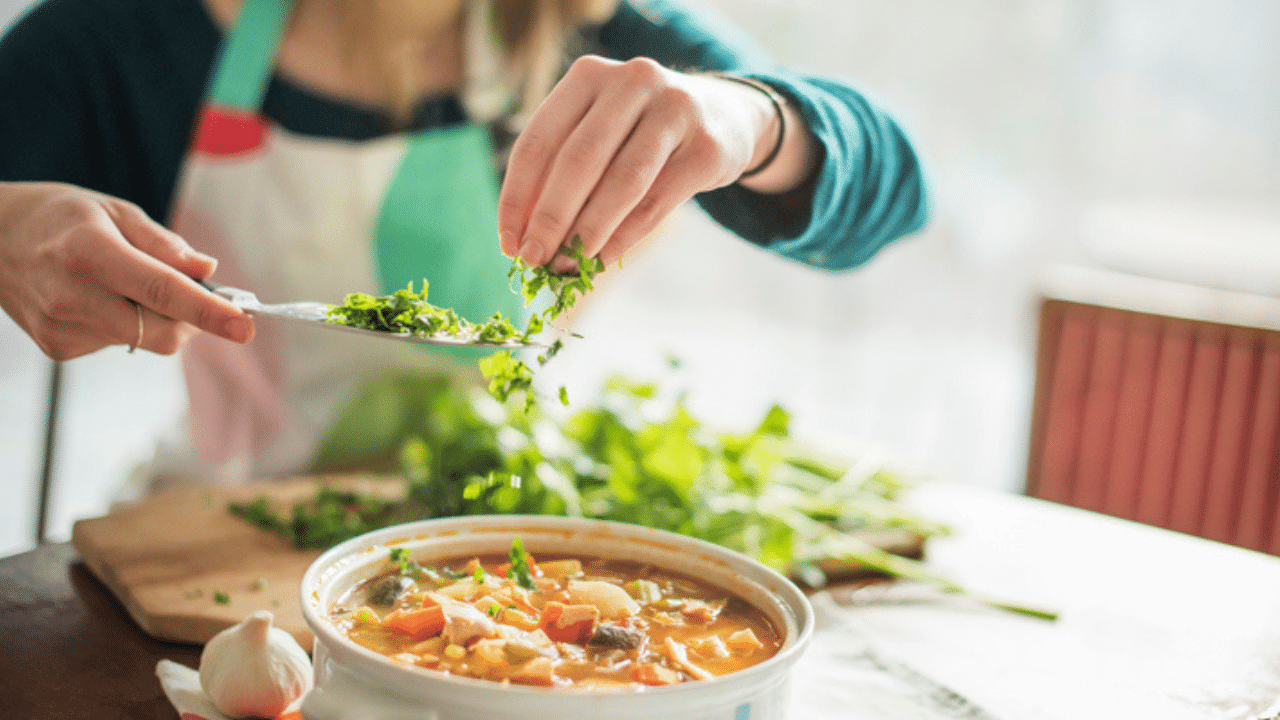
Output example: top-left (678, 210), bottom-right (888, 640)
top-left (150, 0), bottom-right (522, 484)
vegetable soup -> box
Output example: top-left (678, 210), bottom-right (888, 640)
top-left (327, 540), bottom-right (782, 689)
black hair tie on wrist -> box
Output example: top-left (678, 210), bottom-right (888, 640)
top-left (709, 72), bottom-right (787, 180)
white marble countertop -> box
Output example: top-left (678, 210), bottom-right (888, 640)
top-left (791, 482), bottom-right (1280, 720)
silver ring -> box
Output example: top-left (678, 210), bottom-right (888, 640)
top-left (128, 301), bottom-right (143, 354)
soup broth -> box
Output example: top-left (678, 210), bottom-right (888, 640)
top-left (327, 543), bottom-right (783, 690)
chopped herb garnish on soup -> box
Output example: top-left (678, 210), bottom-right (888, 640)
top-left (329, 540), bottom-right (778, 688)
top-left (507, 538), bottom-right (537, 591)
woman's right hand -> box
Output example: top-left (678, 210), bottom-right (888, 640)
top-left (0, 181), bottom-right (254, 360)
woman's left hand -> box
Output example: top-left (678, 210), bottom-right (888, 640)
top-left (498, 55), bottom-right (815, 272)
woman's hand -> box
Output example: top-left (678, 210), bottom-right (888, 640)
top-left (0, 182), bottom-right (254, 360)
top-left (498, 56), bottom-right (817, 272)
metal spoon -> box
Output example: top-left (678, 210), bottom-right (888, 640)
top-left (200, 281), bottom-right (540, 349)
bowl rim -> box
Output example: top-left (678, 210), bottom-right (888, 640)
top-left (299, 514), bottom-right (815, 698)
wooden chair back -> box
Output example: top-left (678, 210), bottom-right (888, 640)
top-left (1026, 267), bottom-right (1280, 555)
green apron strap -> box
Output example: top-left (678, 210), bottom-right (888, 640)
top-left (208, 0), bottom-right (294, 111)
top-left (374, 123), bottom-right (523, 345)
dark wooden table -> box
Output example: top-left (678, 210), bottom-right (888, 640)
top-left (0, 542), bottom-right (198, 719)
top-left (6, 484), bottom-right (1280, 720)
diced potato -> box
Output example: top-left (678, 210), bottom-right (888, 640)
top-left (408, 636), bottom-right (445, 655)
top-left (354, 606), bottom-right (381, 626)
top-left (537, 559), bottom-right (583, 578)
top-left (567, 580), bottom-right (640, 619)
top-left (527, 628), bottom-right (555, 649)
top-left (444, 644), bottom-right (467, 660)
top-left (436, 579), bottom-right (483, 601)
top-left (510, 657), bottom-right (556, 686)
top-left (623, 579), bottom-right (662, 604)
top-left (502, 608), bottom-right (540, 631)
top-left (503, 638), bottom-right (553, 663)
top-left (472, 638), bottom-right (508, 665)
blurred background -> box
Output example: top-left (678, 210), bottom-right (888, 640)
top-left (3, 0), bottom-right (1278, 557)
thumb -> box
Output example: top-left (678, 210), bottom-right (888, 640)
top-left (107, 200), bottom-right (218, 280)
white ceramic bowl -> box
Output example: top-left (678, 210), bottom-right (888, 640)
top-left (299, 515), bottom-right (814, 720)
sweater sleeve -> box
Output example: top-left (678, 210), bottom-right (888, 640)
top-left (595, 0), bottom-right (931, 271)
top-left (0, 0), bottom-right (218, 224)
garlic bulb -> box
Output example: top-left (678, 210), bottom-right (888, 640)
top-left (199, 610), bottom-right (312, 718)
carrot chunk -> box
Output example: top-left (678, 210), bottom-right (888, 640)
top-left (381, 601), bottom-right (445, 639)
top-left (538, 601), bottom-right (598, 643)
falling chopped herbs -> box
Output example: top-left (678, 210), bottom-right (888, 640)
top-left (508, 236), bottom-right (604, 322)
top-left (213, 591), bottom-right (230, 605)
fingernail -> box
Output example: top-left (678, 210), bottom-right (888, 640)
top-left (221, 316), bottom-right (254, 344)
top-left (499, 229), bottom-right (519, 257)
top-left (520, 244), bottom-right (545, 268)
top-left (186, 250), bottom-right (218, 278)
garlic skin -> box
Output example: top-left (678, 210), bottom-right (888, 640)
top-left (199, 610), bottom-right (313, 718)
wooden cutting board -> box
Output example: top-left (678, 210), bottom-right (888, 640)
top-left (72, 475), bottom-right (924, 650)
top-left (70, 475), bottom-right (404, 649)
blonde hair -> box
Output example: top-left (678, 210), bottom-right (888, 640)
top-left (338, 0), bottom-right (620, 127)
top-left (492, 0), bottom-right (620, 122)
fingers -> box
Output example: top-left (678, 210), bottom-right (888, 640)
top-left (129, 302), bottom-right (203, 355)
top-left (497, 57), bottom-right (605, 259)
top-left (82, 206), bottom-right (253, 345)
top-left (108, 200), bottom-right (218, 280)
top-left (512, 61), bottom-right (672, 268)
top-left (29, 285), bottom-right (198, 360)
top-left (595, 147), bottom-right (708, 270)
top-left (559, 104), bottom-right (684, 263)
top-left (501, 57), bottom-right (757, 274)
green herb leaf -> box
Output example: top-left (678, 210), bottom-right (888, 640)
top-left (507, 537), bottom-right (537, 591)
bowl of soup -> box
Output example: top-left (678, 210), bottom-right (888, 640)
top-left (299, 515), bottom-right (814, 720)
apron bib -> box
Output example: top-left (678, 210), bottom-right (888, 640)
top-left (153, 0), bottom-right (520, 484)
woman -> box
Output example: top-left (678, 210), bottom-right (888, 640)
top-left (0, 0), bottom-right (929, 483)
